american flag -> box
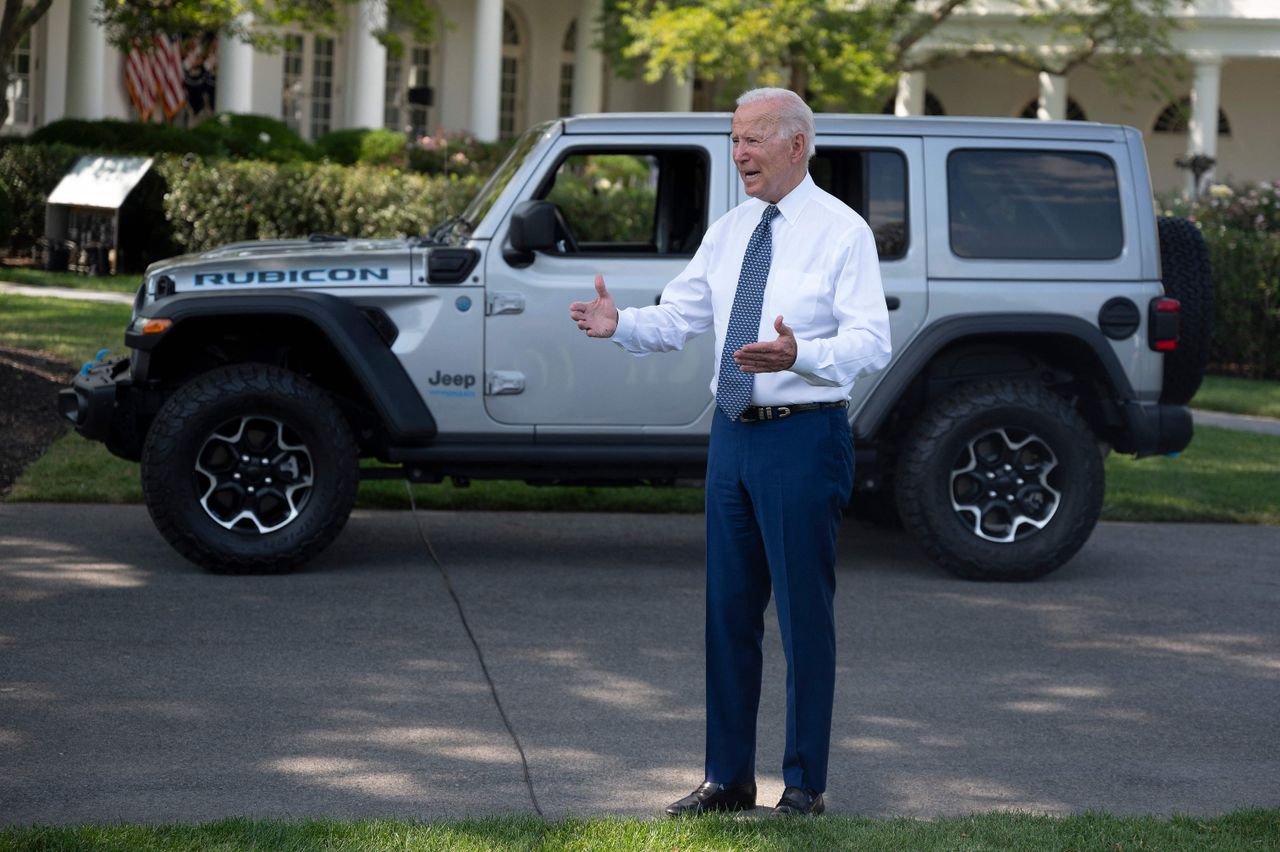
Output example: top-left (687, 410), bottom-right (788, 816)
top-left (152, 34), bottom-right (187, 119)
top-left (124, 35), bottom-right (187, 122)
top-left (124, 39), bottom-right (156, 121)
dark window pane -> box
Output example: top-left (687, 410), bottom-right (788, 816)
top-left (947, 149), bottom-right (1123, 260)
top-left (810, 148), bottom-right (908, 260)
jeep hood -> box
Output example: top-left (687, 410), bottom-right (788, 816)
top-left (146, 237), bottom-right (417, 293)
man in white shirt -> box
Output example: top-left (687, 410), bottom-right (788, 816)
top-left (569, 88), bottom-right (891, 817)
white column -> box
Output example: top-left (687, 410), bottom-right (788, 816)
top-left (1037, 72), bottom-right (1067, 120)
top-left (41, 0), bottom-right (71, 123)
top-left (571, 0), bottom-right (604, 114)
top-left (664, 72), bottom-right (693, 112)
top-left (216, 19), bottom-right (256, 115)
top-left (894, 70), bottom-right (925, 116)
top-left (1187, 54), bottom-right (1223, 194)
top-left (470, 0), bottom-right (502, 141)
top-left (65, 0), bottom-right (105, 118)
top-left (346, 0), bottom-right (388, 129)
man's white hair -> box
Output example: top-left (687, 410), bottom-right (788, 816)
top-left (736, 87), bottom-right (816, 160)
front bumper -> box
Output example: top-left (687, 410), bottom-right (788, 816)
top-left (57, 357), bottom-right (147, 461)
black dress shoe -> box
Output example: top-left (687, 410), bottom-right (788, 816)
top-left (664, 781), bottom-right (757, 816)
top-left (771, 785), bottom-right (825, 816)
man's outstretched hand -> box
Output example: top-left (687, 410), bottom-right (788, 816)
top-left (569, 274), bottom-right (619, 338)
top-left (734, 315), bottom-right (797, 372)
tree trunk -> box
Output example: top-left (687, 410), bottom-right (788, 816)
top-left (789, 62), bottom-right (810, 100)
top-left (0, 64), bottom-right (10, 127)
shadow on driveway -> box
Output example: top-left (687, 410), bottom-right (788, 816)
top-left (1, 504), bottom-right (1277, 824)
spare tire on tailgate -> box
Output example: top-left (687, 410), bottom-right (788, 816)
top-left (1156, 216), bottom-right (1214, 404)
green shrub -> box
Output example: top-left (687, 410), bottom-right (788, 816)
top-left (0, 178), bottom-right (13, 245)
top-left (0, 143), bottom-right (82, 251)
top-left (315, 128), bottom-right (408, 167)
top-left (356, 129), bottom-right (409, 167)
top-left (159, 158), bottom-right (481, 251)
top-left (190, 113), bottom-right (317, 163)
top-left (29, 118), bottom-right (220, 157)
top-left (1161, 181), bottom-right (1280, 379)
top-left (314, 128), bottom-right (367, 165)
top-left (547, 179), bottom-right (656, 243)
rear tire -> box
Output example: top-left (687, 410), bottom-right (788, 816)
top-left (141, 364), bottom-right (358, 574)
top-left (895, 379), bottom-right (1103, 581)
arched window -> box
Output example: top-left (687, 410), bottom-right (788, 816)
top-left (500, 8), bottom-right (526, 139)
top-left (880, 91), bottom-right (946, 116)
top-left (559, 20), bottom-right (576, 117)
top-left (1018, 97), bottom-right (1088, 121)
top-left (1153, 97), bottom-right (1231, 136)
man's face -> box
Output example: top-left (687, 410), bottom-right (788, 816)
top-left (731, 99), bottom-right (805, 203)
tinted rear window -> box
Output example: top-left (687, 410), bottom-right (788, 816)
top-left (947, 150), bottom-right (1123, 260)
top-left (811, 148), bottom-right (907, 260)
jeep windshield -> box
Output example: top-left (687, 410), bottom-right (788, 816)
top-left (451, 120), bottom-right (557, 240)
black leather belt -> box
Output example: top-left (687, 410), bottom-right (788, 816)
top-left (739, 400), bottom-right (848, 422)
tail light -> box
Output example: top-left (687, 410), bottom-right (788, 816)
top-left (1149, 297), bottom-right (1180, 352)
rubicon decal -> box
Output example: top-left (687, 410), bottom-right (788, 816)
top-left (193, 268), bottom-right (391, 286)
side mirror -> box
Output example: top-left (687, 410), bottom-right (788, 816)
top-left (508, 200), bottom-right (558, 253)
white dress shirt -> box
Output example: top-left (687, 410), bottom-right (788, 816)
top-left (611, 172), bottom-right (892, 405)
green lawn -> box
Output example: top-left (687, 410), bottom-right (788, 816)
top-left (1193, 374), bottom-right (1280, 419)
top-left (0, 265), bottom-right (139, 294)
top-left (11, 425), bottom-right (1279, 526)
top-left (0, 810), bottom-right (1275, 851)
top-left (0, 292), bottom-right (131, 365)
top-left (1102, 424), bottom-right (1280, 523)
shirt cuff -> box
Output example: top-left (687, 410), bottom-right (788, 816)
top-left (612, 307), bottom-right (637, 347)
top-left (790, 336), bottom-right (819, 376)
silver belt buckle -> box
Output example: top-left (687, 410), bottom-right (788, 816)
top-left (776, 406), bottom-right (791, 419)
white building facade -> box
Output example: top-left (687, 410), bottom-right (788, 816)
top-left (5, 0), bottom-right (1278, 194)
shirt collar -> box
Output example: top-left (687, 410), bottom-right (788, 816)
top-left (768, 171), bottom-right (816, 225)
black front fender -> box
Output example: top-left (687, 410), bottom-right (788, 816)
top-left (131, 290), bottom-right (436, 443)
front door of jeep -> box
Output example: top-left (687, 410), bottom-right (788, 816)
top-left (483, 137), bottom-right (730, 430)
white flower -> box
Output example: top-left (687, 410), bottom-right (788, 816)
top-left (258, 132), bottom-right (271, 143)
top-left (1208, 184), bottom-right (1233, 199)
top-left (594, 177), bottom-right (612, 192)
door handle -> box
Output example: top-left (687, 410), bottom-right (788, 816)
top-left (487, 292), bottom-right (526, 316)
top-left (886, 296), bottom-right (901, 311)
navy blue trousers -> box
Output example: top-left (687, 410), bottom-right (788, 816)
top-left (703, 406), bottom-right (855, 793)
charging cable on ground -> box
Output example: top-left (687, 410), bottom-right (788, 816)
top-left (405, 483), bottom-right (546, 819)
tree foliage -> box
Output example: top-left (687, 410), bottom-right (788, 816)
top-left (94, 0), bottom-right (437, 56)
top-left (601, 0), bottom-right (1190, 111)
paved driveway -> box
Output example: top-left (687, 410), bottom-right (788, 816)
top-left (1, 504), bottom-right (1277, 825)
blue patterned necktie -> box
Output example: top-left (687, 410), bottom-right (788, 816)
top-left (717, 204), bottom-right (780, 420)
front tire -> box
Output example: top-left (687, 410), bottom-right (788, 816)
top-left (894, 379), bottom-right (1103, 581)
top-left (141, 364), bottom-right (359, 573)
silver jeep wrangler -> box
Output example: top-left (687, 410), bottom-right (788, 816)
top-left (61, 114), bottom-right (1211, 580)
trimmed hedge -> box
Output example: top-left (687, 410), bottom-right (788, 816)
top-left (191, 113), bottom-right (317, 163)
top-left (157, 158), bottom-right (481, 251)
top-left (315, 128), bottom-right (409, 167)
top-left (1161, 182), bottom-right (1280, 379)
top-left (29, 118), bottom-right (221, 157)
